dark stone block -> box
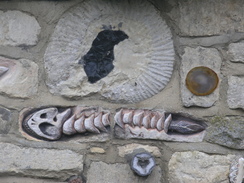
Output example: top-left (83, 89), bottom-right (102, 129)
top-left (79, 30), bottom-right (128, 83)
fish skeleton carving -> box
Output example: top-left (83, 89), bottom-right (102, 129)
top-left (114, 108), bottom-right (207, 142)
top-left (20, 106), bottom-right (110, 141)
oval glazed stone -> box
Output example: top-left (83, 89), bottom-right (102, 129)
top-left (185, 66), bottom-right (219, 96)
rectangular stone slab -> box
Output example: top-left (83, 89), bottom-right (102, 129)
top-left (0, 143), bottom-right (83, 180)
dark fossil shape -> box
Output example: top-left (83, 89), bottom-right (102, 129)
top-left (168, 120), bottom-right (205, 134)
top-left (185, 66), bottom-right (219, 96)
top-left (79, 30), bottom-right (129, 83)
top-left (167, 113), bottom-right (207, 135)
top-left (131, 152), bottom-right (156, 177)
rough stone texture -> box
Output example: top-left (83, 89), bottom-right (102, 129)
top-left (68, 133), bottom-right (110, 143)
top-left (90, 147), bottom-right (105, 154)
top-left (180, 47), bottom-right (221, 107)
top-left (87, 162), bottom-right (161, 183)
top-left (170, 0), bottom-right (244, 36)
top-left (0, 106), bottom-right (12, 134)
top-left (44, 0), bottom-right (174, 103)
top-left (117, 143), bottom-right (161, 158)
top-left (0, 56), bottom-right (38, 98)
top-left (168, 151), bottom-right (235, 183)
top-left (205, 116), bottom-right (244, 150)
top-left (0, 177), bottom-right (65, 183)
top-left (0, 10), bottom-right (40, 46)
top-left (228, 43), bottom-right (244, 63)
top-left (115, 125), bottom-right (206, 143)
top-left (0, 143), bottom-right (83, 180)
top-left (227, 76), bottom-right (244, 110)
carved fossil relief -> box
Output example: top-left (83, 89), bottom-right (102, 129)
top-left (44, 0), bottom-right (175, 103)
top-left (19, 106), bottom-right (110, 141)
top-left (114, 109), bottom-right (207, 142)
top-left (131, 152), bottom-right (156, 177)
top-left (229, 157), bottom-right (244, 183)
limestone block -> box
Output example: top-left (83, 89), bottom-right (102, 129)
top-left (205, 116), bottom-right (244, 150)
top-left (0, 107), bottom-right (12, 134)
top-left (0, 56), bottom-right (38, 98)
top-left (228, 43), bottom-right (244, 63)
top-left (117, 143), bottom-right (161, 158)
top-left (0, 10), bottom-right (40, 46)
top-left (180, 47), bottom-right (221, 107)
top-left (0, 177), bottom-right (65, 183)
top-left (172, 0), bottom-right (244, 36)
top-left (90, 147), bottom-right (105, 154)
top-left (168, 151), bottom-right (235, 183)
top-left (227, 76), bottom-right (244, 110)
top-left (87, 162), bottom-right (161, 183)
top-left (44, 0), bottom-right (174, 103)
top-left (0, 143), bottom-right (83, 180)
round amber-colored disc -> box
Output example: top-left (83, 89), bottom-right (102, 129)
top-left (185, 66), bottom-right (219, 96)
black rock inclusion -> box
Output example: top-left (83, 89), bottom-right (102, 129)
top-left (79, 30), bottom-right (128, 83)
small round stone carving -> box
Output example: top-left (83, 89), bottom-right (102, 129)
top-left (131, 152), bottom-right (155, 176)
top-left (185, 66), bottom-right (219, 96)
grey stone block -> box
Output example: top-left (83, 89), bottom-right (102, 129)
top-left (0, 143), bottom-right (83, 180)
top-left (87, 162), bottom-right (161, 183)
top-left (228, 43), bottom-right (244, 63)
top-left (171, 0), bottom-right (244, 36)
top-left (0, 10), bottom-right (40, 46)
top-left (227, 76), bottom-right (244, 109)
top-left (168, 151), bottom-right (235, 183)
top-left (205, 116), bottom-right (244, 150)
top-left (0, 107), bottom-right (12, 134)
top-left (180, 47), bottom-right (221, 107)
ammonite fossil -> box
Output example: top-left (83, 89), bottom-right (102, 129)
top-left (185, 66), bottom-right (219, 96)
top-left (44, 0), bottom-right (175, 103)
top-left (20, 106), bottom-right (110, 141)
top-left (114, 108), bottom-right (207, 142)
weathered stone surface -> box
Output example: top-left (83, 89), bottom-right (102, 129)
top-left (0, 177), bottom-right (65, 183)
top-left (90, 147), bottom-right (105, 154)
top-left (65, 133), bottom-right (110, 143)
top-left (0, 10), bottom-right (40, 46)
top-left (205, 116), bottom-right (244, 149)
top-left (0, 143), bottom-right (83, 180)
top-left (168, 151), bottom-right (235, 183)
top-left (87, 162), bottom-right (161, 183)
top-left (170, 0), bottom-right (244, 36)
top-left (180, 47), bottom-right (221, 107)
top-left (227, 76), bottom-right (244, 110)
top-left (44, 0), bottom-right (174, 103)
top-left (0, 56), bottom-right (38, 98)
top-left (117, 143), bottom-right (161, 158)
top-left (0, 106), bottom-right (12, 134)
top-left (228, 43), bottom-right (244, 63)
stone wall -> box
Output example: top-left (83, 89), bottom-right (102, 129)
top-left (0, 0), bottom-right (243, 183)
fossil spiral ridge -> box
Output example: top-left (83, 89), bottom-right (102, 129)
top-left (44, 0), bottom-right (175, 103)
